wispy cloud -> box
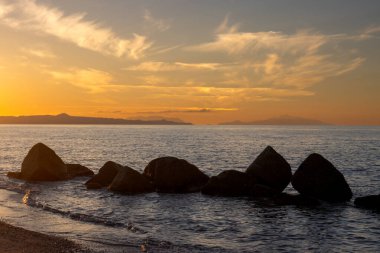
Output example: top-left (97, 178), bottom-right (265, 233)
top-left (48, 68), bottom-right (121, 93)
top-left (143, 9), bottom-right (170, 32)
top-left (125, 61), bottom-right (222, 72)
top-left (0, 1), bottom-right (13, 18)
top-left (189, 28), bottom-right (328, 56)
top-left (131, 18), bottom-right (377, 95)
top-left (0, 0), bottom-right (152, 59)
top-left (358, 25), bottom-right (380, 40)
top-left (215, 14), bottom-right (239, 34)
top-left (117, 85), bottom-right (314, 102)
top-left (21, 46), bottom-right (56, 59)
top-left (183, 18), bottom-right (368, 90)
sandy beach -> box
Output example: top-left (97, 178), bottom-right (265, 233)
top-left (0, 221), bottom-right (90, 253)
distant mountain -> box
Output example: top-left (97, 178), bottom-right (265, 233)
top-left (0, 113), bottom-right (192, 125)
top-left (126, 116), bottom-right (186, 124)
top-left (220, 115), bottom-right (329, 125)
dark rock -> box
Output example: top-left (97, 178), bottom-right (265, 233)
top-left (201, 170), bottom-right (255, 197)
top-left (291, 153), bottom-right (352, 202)
top-left (109, 166), bottom-right (154, 194)
top-left (66, 164), bottom-right (94, 178)
top-left (85, 181), bottom-right (103, 190)
top-left (86, 162), bottom-right (154, 194)
top-left (85, 161), bottom-right (122, 189)
top-left (354, 194), bottom-right (380, 210)
top-left (246, 146), bottom-right (292, 193)
top-left (7, 143), bottom-right (67, 181)
top-left (6, 171), bottom-right (22, 179)
top-left (273, 193), bottom-right (320, 206)
top-left (250, 184), bottom-right (277, 198)
top-left (143, 157), bottom-right (209, 193)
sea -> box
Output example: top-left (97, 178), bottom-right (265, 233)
top-left (0, 125), bottom-right (379, 252)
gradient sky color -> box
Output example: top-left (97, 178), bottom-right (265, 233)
top-left (0, 0), bottom-right (379, 124)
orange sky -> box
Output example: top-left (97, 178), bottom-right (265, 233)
top-left (0, 0), bottom-right (379, 125)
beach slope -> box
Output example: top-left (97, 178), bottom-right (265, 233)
top-left (0, 221), bottom-right (89, 253)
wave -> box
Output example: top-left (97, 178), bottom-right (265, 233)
top-left (21, 189), bottom-right (126, 228)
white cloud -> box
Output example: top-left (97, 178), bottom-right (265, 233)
top-left (0, 0), bottom-right (152, 59)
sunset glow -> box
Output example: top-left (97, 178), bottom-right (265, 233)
top-left (0, 0), bottom-right (379, 124)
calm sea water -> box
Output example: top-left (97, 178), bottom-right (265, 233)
top-left (0, 125), bottom-right (379, 252)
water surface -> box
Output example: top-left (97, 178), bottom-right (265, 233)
top-left (0, 125), bottom-right (379, 252)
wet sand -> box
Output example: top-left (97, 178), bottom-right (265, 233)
top-left (0, 221), bottom-right (91, 253)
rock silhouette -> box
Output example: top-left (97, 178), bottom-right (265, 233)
top-left (8, 143), bottom-right (68, 181)
top-left (202, 170), bottom-right (255, 196)
top-left (86, 161), bottom-right (153, 194)
top-left (7, 143), bottom-right (94, 181)
top-left (85, 161), bottom-right (122, 189)
top-left (6, 142), bottom-right (358, 208)
top-left (143, 157), bottom-right (209, 193)
top-left (354, 194), bottom-right (380, 210)
top-left (67, 164), bottom-right (94, 178)
top-left (291, 153), bottom-right (352, 202)
top-left (108, 166), bottom-right (154, 194)
top-left (246, 146), bottom-right (292, 193)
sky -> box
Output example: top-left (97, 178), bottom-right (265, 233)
top-left (0, 0), bottom-right (379, 125)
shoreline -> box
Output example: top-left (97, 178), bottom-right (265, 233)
top-left (0, 220), bottom-right (91, 253)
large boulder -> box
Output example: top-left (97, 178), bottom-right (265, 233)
top-left (86, 162), bottom-right (154, 194)
top-left (67, 164), bottom-right (94, 178)
top-left (143, 157), bottom-right (209, 193)
top-left (354, 194), bottom-right (380, 210)
top-left (291, 153), bottom-right (353, 202)
top-left (7, 143), bottom-right (68, 181)
top-left (201, 170), bottom-right (255, 197)
top-left (85, 161), bottom-right (122, 189)
top-left (109, 166), bottom-right (154, 194)
top-left (246, 146), bottom-right (292, 193)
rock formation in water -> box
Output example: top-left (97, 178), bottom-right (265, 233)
top-left (143, 156), bottom-right (209, 193)
top-left (246, 146), bottom-right (292, 193)
top-left (108, 166), bottom-right (154, 194)
top-left (67, 164), bottom-right (94, 178)
top-left (291, 153), bottom-right (352, 202)
top-left (354, 194), bottom-right (380, 210)
top-left (202, 146), bottom-right (292, 197)
top-left (85, 161), bottom-right (154, 194)
top-left (7, 143), bottom-right (93, 181)
top-left (202, 170), bottom-right (256, 196)
top-left (85, 161), bottom-right (122, 189)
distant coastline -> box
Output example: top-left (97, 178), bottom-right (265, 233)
top-left (0, 113), bottom-right (332, 126)
top-left (220, 115), bottom-right (330, 126)
top-left (0, 113), bottom-right (192, 125)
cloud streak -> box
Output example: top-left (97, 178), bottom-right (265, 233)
top-left (125, 61), bottom-right (222, 72)
top-left (0, 0), bottom-right (152, 59)
top-left (21, 46), bottom-right (56, 59)
top-left (183, 18), bottom-right (367, 90)
top-left (49, 68), bottom-right (121, 93)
